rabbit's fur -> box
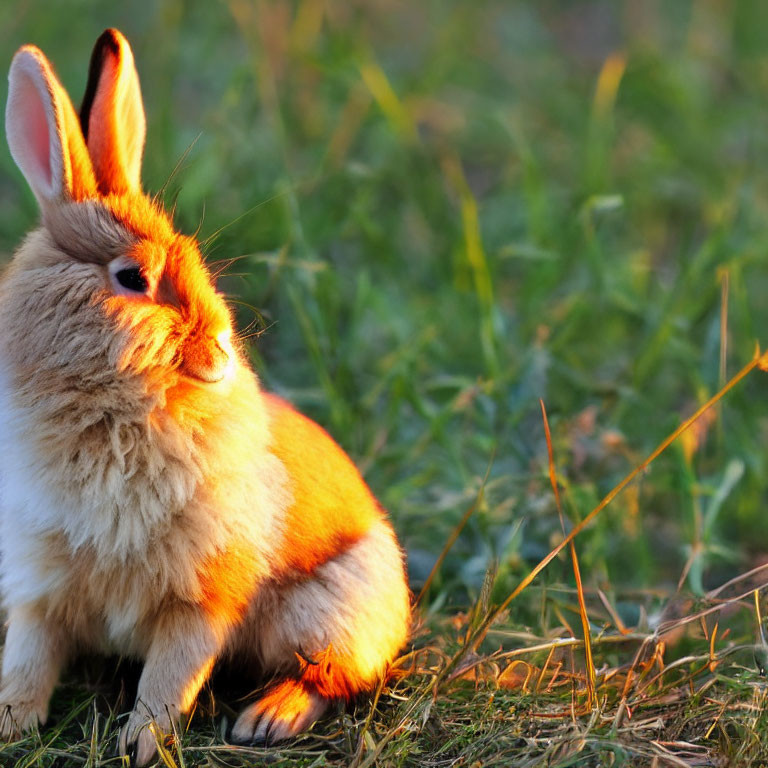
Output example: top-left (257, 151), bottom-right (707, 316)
top-left (0, 29), bottom-right (410, 765)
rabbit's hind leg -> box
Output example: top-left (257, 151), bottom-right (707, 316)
top-left (229, 676), bottom-right (327, 745)
top-left (229, 520), bottom-right (410, 745)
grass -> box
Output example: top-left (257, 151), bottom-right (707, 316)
top-left (4, 1), bottom-right (768, 765)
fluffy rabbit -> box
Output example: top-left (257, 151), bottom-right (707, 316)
top-left (0, 28), bottom-right (410, 766)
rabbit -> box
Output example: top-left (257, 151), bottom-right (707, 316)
top-left (0, 28), bottom-right (410, 766)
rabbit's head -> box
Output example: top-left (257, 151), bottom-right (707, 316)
top-left (3, 30), bottom-right (235, 403)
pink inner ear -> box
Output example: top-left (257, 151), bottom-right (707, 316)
top-left (16, 69), bottom-right (53, 192)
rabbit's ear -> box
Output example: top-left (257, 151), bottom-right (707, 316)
top-left (6, 45), bottom-right (97, 206)
top-left (80, 29), bottom-right (145, 195)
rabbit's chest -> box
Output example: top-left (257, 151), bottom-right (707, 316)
top-left (37, 534), bottom-right (150, 652)
top-left (4, 526), bottom-right (204, 654)
top-left (0, 383), bottom-right (202, 556)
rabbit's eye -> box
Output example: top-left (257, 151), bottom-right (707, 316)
top-left (115, 267), bottom-right (148, 293)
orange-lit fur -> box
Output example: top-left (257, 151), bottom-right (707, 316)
top-left (0, 29), bottom-right (410, 767)
top-left (265, 394), bottom-right (380, 575)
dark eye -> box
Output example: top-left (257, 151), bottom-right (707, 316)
top-left (115, 267), bottom-right (148, 293)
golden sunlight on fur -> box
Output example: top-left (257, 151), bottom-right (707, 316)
top-left (0, 28), bottom-right (410, 767)
top-left (230, 679), bottom-right (327, 744)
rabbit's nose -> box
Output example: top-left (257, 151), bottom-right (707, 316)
top-left (182, 330), bottom-right (233, 383)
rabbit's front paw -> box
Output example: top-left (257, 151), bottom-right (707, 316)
top-left (119, 706), bottom-right (176, 767)
top-left (0, 698), bottom-right (43, 740)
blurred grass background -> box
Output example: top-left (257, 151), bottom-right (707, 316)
top-left (4, 1), bottom-right (768, 764)
top-left (3, 0), bottom-right (768, 617)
